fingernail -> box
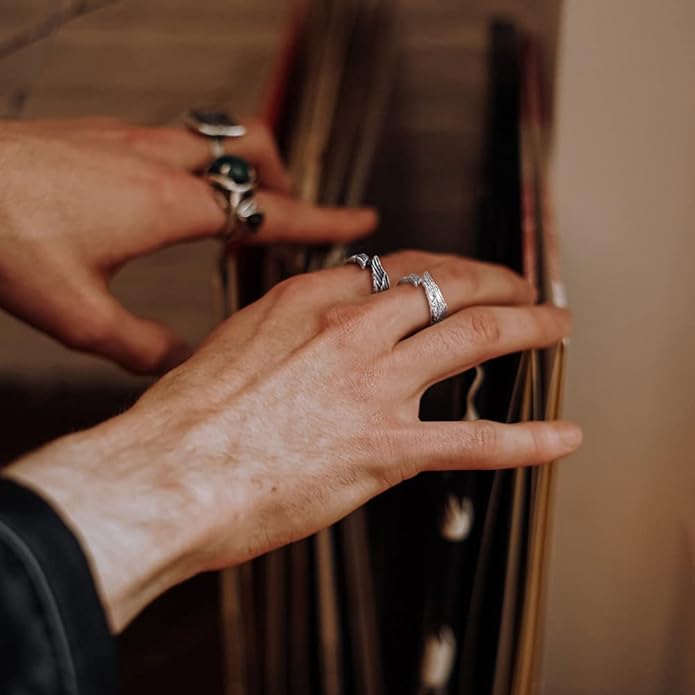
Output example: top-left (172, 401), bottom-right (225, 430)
top-left (557, 422), bottom-right (583, 451)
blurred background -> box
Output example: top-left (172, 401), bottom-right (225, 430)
top-left (0, 1), bottom-right (693, 693)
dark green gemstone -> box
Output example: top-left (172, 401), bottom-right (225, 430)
top-left (246, 212), bottom-right (264, 230)
top-left (208, 155), bottom-right (252, 184)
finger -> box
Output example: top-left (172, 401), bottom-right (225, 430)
top-left (350, 257), bottom-right (535, 343)
top-left (250, 192), bottom-right (378, 244)
top-left (73, 292), bottom-right (192, 375)
top-left (308, 254), bottom-right (534, 348)
top-left (324, 251), bottom-right (532, 305)
top-left (385, 260), bottom-right (535, 335)
top-left (391, 305), bottom-right (570, 394)
top-left (93, 121), bottom-right (292, 193)
top-left (2, 116), bottom-right (128, 137)
top-left (265, 250), bottom-right (508, 319)
top-left (27, 117), bottom-right (292, 192)
top-left (201, 251), bottom-right (452, 360)
top-left (133, 172), bottom-right (379, 252)
top-left (108, 172), bottom-right (225, 257)
top-left (324, 249), bottom-right (450, 299)
top-left (396, 420), bottom-right (582, 475)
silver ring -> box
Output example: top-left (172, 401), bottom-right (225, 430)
top-left (370, 256), bottom-right (390, 292)
top-left (345, 253), bottom-right (370, 270)
top-left (184, 108), bottom-right (246, 159)
top-left (210, 139), bottom-right (224, 159)
top-left (345, 253), bottom-right (390, 293)
top-left (398, 273), bottom-right (422, 287)
top-left (205, 155), bottom-right (264, 241)
top-left (398, 271), bottom-right (448, 323)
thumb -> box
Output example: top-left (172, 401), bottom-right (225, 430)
top-left (80, 292), bottom-right (192, 374)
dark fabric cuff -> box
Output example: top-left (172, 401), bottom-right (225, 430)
top-left (0, 477), bottom-right (117, 695)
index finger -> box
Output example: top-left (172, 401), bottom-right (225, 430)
top-left (44, 118), bottom-right (292, 194)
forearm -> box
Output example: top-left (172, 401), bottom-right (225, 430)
top-left (3, 412), bottom-right (204, 632)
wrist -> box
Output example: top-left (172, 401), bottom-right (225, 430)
top-left (4, 410), bottom-right (205, 631)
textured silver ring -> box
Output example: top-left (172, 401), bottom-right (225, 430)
top-left (345, 253), bottom-right (390, 293)
top-left (398, 271), bottom-right (448, 323)
top-left (345, 253), bottom-right (371, 270)
top-left (398, 273), bottom-right (422, 287)
top-left (370, 255), bottom-right (390, 293)
top-left (184, 108), bottom-right (246, 159)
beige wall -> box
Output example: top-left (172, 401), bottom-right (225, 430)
top-left (542, 2), bottom-right (695, 693)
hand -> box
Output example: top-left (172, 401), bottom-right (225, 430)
top-left (5, 250), bottom-right (582, 631)
top-left (0, 117), bottom-right (377, 373)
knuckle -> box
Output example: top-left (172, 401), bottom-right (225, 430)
top-left (465, 307), bottom-right (501, 345)
top-left (430, 320), bottom-right (466, 356)
top-left (319, 303), bottom-right (370, 340)
top-left (469, 422), bottom-right (499, 457)
top-left (270, 274), bottom-right (315, 303)
top-left (367, 425), bottom-right (414, 487)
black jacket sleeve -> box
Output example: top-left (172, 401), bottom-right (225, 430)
top-left (0, 478), bottom-right (117, 695)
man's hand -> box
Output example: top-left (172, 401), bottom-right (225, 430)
top-left (0, 118), bottom-right (377, 373)
top-left (5, 250), bottom-right (581, 631)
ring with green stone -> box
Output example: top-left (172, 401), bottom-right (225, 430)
top-left (205, 155), bottom-right (264, 241)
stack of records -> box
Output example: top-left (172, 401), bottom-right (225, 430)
top-left (215, 4), bottom-right (566, 694)
top-left (219, 2), bottom-right (394, 694)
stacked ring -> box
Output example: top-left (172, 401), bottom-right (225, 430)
top-left (205, 155), bottom-right (264, 241)
top-left (184, 108), bottom-right (246, 158)
top-left (398, 271), bottom-right (448, 323)
top-left (346, 256), bottom-right (449, 322)
top-left (346, 253), bottom-right (390, 293)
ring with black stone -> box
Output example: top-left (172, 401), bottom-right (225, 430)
top-left (205, 155), bottom-right (264, 241)
top-left (184, 108), bottom-right (246, 159)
